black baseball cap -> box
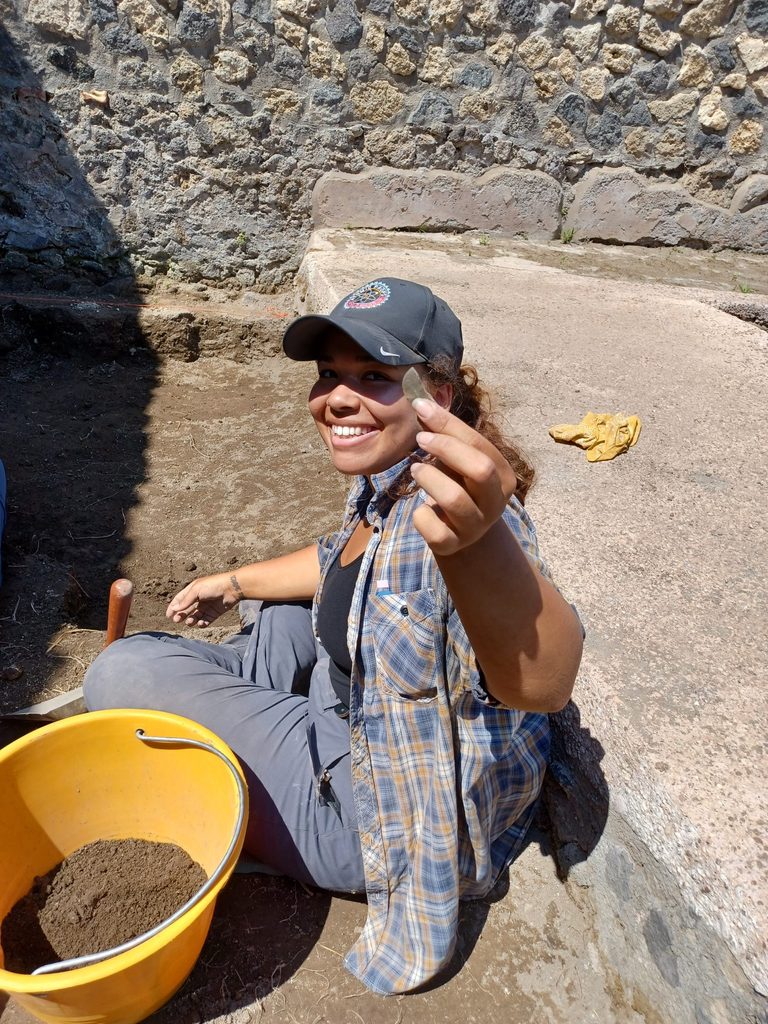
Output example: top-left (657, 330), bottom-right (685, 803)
top-left (282, 277), bottom-right (464, 367)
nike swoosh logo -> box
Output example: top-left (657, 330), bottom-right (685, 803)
top-left (380, 346), bottom-right (399, 358)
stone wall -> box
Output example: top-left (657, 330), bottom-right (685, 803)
top-left (1, 0), bottom-right (767, 289)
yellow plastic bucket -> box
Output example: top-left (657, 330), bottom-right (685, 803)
top-left (0, 709), bottom-right (248, 1024)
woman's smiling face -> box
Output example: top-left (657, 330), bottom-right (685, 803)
top-left (308, 331), bottom-right (447, 478)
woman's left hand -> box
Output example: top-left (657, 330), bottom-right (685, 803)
top-left (409, 398), bottom-right (518, 557)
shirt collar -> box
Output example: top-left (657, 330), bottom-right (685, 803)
top-left (345, 451), bottom-right (421, 522)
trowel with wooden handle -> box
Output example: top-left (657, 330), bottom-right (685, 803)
top-left (0, 578), bottom-right (133, 724)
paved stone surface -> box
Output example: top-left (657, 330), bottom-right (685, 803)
top-left (296, 228), bottom-right (768, 1015)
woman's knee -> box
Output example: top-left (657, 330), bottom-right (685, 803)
top-left (83, 633), bottom-right (170, 710)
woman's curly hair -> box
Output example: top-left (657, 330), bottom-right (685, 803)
top-left (388, 356), bottom-right (535, 505)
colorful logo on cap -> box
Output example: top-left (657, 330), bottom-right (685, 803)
top-left (344, 281), bottom-right (391, 310)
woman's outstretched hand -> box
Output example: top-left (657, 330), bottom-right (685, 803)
top-left (409, 398), bottom-right (517, 557)
top-left (165, 572), bottom-right (242, 627)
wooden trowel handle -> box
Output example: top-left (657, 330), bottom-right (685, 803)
top-left (105, 578), bottom-right (133, 648)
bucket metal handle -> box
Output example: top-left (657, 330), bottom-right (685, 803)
top-left (32, 729), bottom-right (247, 976)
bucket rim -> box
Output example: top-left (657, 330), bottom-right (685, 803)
top-left (0, 709), bottom-right (248, 994)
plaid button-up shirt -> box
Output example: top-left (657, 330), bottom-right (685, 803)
top-left (314, 455), bottom-right (552, 995)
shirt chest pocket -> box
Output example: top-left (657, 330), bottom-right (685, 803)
top-left (366, 588), bottom-right (439, 702)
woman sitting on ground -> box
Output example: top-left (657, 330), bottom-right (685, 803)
top-left (84, 277), bottom-right (583, 995)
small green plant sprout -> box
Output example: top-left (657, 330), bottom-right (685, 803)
top-left (561, 226), bottom-right (575, 244)
top-left (735, 281), bottom-right (755, 294)
top-left (479, 232), bottom-right (490, 246)
top-left (235, 231), bottom-right (247, 251)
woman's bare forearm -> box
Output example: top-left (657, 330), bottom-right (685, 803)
top-left (233, 544), bottom-right (321, 602)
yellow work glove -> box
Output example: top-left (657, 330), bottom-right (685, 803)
top-left (549, 411), bottom-right (642, 462)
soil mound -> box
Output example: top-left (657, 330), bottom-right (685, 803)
top-left (1, 838), bottom-right (206, 974)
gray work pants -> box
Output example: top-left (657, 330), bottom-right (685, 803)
top-left (83, 601), bottom-right (364, 893)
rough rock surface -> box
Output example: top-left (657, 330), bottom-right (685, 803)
top-left (1, 0), bottom-right (767, 289)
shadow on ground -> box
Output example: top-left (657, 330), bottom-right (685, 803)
top-left (0, 24), bottom-right (154, 717)
top-left (149, 876), bottom-right (334, 1022)
top-left (540, 701), bottom-right (610, 879)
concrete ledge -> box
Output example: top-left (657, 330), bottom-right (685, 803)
top-left (567, 167), bottom-right (768, 253)
top-left (312, 167), bottom-right (563, 239)
top-left (295, 228), bottom-right (768, 1023)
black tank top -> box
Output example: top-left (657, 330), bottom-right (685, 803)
top-left (316, 549), bottom-right (364, 708)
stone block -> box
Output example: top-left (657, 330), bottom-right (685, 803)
top-left (497, 0), bottom-right (538, 32)
top-left (633, 59), bottom-right (671, 93)
top-left (609, 77), bottom-right (638, 106)
top-left (420, 47), bottom-right (454, 86)
top-left (678, 44), bottom-right (714, 88)
top-left (648, 90), bottom-right (698, 122)
top-left (275, 16), bottom-right (308, 50)
top-left (550, 48), bottom-right (578, 82)
top-left (272, 43), bottom-right (304, 80)
top-left (643, 0), bottom-right (682, 16)
top-left (487, 33), bottom-right (517, 66)
top-left (518, 34), bottom-right (553, 69)
top-left (605, 3), bottom-right (640, 37)
top-left (349, 80), bottom-right (404, 122)
top-left (26, 0), bottom-right (90, 38)
top-left (393, 0), bottom-right (425, 17)
top-left (719, 71), bottom-right (746, 89)
top-left (274, 0), bottom-right (319, 22)
top-left (121, 0), bottom-right (168, 48)
top-left (458, 92), bottom-right (496, 119)
top-left (214, 49), bottom-right (253, 83)
top-left (602, 43), bottom-right (638, 74)
top-left (428, 0), bottom-right (463, 28)
top-left (312, 167), bottom-right (563, 237)
top-left (177, 4), bottom-right (217, 47)
top-left (534, 69), bottom-right (561, 97)
top-left (655, 126), bottom-right (686, 158)
top-left (263, 87), bottom-right (301, 114)
top-left (708, 39), bottom-right (736, 70)
top-left (408, 91), bottom-right (454, 125)
top-left (385, 41), bottom-right (415, 75)
top-left (571, 0), bottom-right (608, 18)
top-left (586, 109), bottom-right (623, 147)
top-left (464, 0), bottom-right (496, 28)
top-left (580, 65), bottom-right (611, 100)
top-left (363, 17), bottom-right (385, 55)
top-left (456, 62), bottom-right (493, 88)
top-left (698, 86), bottom-right (729, 128)
top-left (680, 0), bottom-right (736, 38)
top-left (46, 44), bottom-right (95, 80)
top-left (563, 23), bottom-right (603, 62)
top-left (503, 99), bottom-right (539, 137)
top-left (728, 119), bottom-right (764, 153)
top-left (735, 34), bottom-right (768, 74)
top-left (625, 99), bottom-right (652, 124)
top-left (308, 37), bottom-right (347, 80)
top-left (170, 54), bottom-right (205, 93)
top-left (746, 0), bottom-right (768, 32)
top-left (452, 34), bottom-right (485, 52)
top-left (545, 115), bottom-right (575, 147)
top-left (326, 0), bottom-right (362, 46)
top-left (557, 92), bottom-right (589, 128)
top-left (731, 173), bottom-right (768, 213)
top-left (624, 125), bottom-right (654, 155)
top-left (565, 165), bottom-right (768, 251)
top-left (638, 15), bottom-right (681, 56)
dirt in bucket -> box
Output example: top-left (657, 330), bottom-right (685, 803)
top-left (1, 838), bottom-right (207, 974)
